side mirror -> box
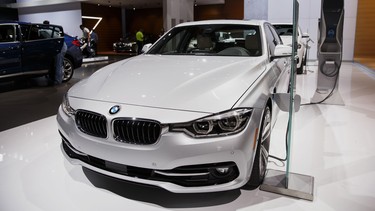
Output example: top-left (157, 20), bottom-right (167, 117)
top-left (302, 33), bottom-right (310, 38)
top-left (141, 43), bottom-right (152, 53)
top-left (273, 93), bottom-right (301, 112)
top-left (272, 44), bottom-right (292, 60)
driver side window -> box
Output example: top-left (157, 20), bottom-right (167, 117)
top-left (0, 25), bottom-right (15, 43)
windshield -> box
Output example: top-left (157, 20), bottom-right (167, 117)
top-left (273, 24), bottom-right (300, 36)
top-left (147, 24), bottom-right (262, 57)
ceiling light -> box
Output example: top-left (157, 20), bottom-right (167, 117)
top-left (82, 16), bottom-right (103, 31)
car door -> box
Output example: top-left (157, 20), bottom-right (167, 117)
top-left (21, 24), bottom-right (64, 74)
top-left (0, 24), bottom-right (22, 79)
top-left (266, 23), bottom-right (290, 94)
top-left (264, 23), bottom-right (291, 121)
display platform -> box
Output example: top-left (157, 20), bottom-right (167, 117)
top-left (0, 63), bottom-right (375, 211)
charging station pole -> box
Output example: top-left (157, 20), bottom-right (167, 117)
top-left (260, 0), bottom-right (314, 201)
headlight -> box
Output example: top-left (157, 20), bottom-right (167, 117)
top-left (170, 108), bottom-right (252, 138)
top-left (62, 93), bottom-right (76, 116)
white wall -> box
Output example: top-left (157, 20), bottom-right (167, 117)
top-left (244, 0), bottom-right (268, 20)
top-left (267, 0), bottom-right (357, 61)
top-left (18, 2), bottom-right (82, 38)
top-left (163, 0), bottom-right (194, 31)
top-left (180, 0), bottom-right (194, 23)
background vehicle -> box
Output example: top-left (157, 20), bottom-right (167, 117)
top-left (113, 37), bottom-right (137, 54)
top-left (0, 21), bottom-right (64, 82)
top-left (63, 34), bottom-right (83, 82)
top-left (273, 23), bottom-right (309, 74)
top-left (58, 20), bottom-right (291, 193)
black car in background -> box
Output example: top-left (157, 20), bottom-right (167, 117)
top-left (113, 37), bottom-right (137, 54)
top-left (113, 33), bottom-right (159, 55)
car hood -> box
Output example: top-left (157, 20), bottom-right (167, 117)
top-left (280, 36), bottom-right (293, 46)
top-left (280, 35), bottom-right (302, 46)
top-left (69, 55), bottom-right (266, 113)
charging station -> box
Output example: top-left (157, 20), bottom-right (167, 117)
top-left (311, 0), bottom-right (345, 104)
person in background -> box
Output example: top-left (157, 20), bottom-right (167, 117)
top-left (79, 25), bottom-right (91, 57)
top-left (79, 25), bottom-right (90, 43)
top-left (136, 29), bottom-right (144, 54)
top-left (90, 29), bottom-right (98, 54)
top-left (44, 20), bottom-right (67, 85)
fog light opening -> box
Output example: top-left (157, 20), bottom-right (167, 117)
top-left (211, 166), bottom-right (234, 179)
top-left (216, 167), bottom-right (230, 174)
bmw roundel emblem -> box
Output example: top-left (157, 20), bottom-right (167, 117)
top-left (109, 105), bottom-right (120, 114)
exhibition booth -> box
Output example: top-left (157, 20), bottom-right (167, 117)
top-left (0, 0), bottom-right (374, 210)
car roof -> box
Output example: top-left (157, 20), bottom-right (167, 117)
top-left (272, 23), bottom-right (302, 28)
top-left (0, 21), bottom-right (62, 28)
top-left (272, 23), bottom-right (293, 25)
top-left (175, 19), bottom-right (266, 27)
top-left (0, 20), bottom-right (30, 25)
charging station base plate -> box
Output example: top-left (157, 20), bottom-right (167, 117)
top-left (260, 169), bottom-right (314, 201)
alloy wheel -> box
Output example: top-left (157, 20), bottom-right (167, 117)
top-left (259, 107), bottom-right (271, 179)
top-left (63, 58), bottom-right (73, 82)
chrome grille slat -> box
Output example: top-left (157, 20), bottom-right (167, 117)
top-left (113, 119), bottom-right (161, 145)
top-left (141, 122), bottom-right (146, 144)
top-left (147, 123), bottom-right (151, 142)
top-left (75, 110), bottom-right (107, 138)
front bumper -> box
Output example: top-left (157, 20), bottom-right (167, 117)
top-left (57, 104), bottom-right (262, 193)
top-left (61, 135), bottom-right (239, 187)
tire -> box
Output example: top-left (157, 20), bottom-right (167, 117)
top-left (247, 105), bottom-right (272, 188)
top-left (297, 53), bottom-right (307, 74)
top-left (297, 62), bottom-right (303, 74)
top-left (63, 57), bottom-right (74, 82)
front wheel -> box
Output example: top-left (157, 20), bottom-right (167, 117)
top-left (247, 105), bottom-right (271, 188)
top-left (297, 62), bottom-right (303, 74)
top-left (63, 57), bottom-right (74, 82)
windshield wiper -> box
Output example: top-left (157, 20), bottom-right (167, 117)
top-left (161, 51), bottom-right (179, 55)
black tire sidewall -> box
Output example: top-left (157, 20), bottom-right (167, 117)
top-left (247, 106), bottom-right (271, 187)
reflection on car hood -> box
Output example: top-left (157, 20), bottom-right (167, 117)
top-left (69, 55), bottom-right (266, 113)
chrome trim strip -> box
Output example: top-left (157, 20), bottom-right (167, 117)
top-left (154, 170), bottom-right (210, 177)
top-left (0, 69), bottom-right (49, 79)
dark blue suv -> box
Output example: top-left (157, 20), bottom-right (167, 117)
top-left (63, 33), bottom-right (83, 82)
top-left (0, 21), bottom-right (80, 83)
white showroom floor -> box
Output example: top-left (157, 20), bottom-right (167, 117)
top-left (0, 62), bottom-right (374, 211)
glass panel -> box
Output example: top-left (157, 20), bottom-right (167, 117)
top-left (285, 0), bottom-right (299, 188)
